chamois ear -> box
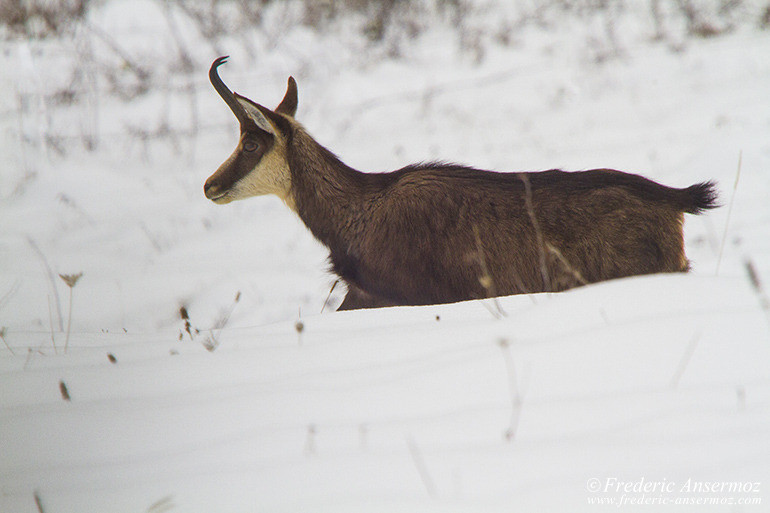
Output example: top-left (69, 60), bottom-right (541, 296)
top-left (275, 77), bottom-right (298, 117)
top-left (234, 94), bottom-right (276, 135)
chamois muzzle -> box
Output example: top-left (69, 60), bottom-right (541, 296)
top-left (203, 178), bottom-right (227, 202)
top-left (209, 56), bottom-right (250, 127)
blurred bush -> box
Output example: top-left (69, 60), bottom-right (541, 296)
top-left (0, 0), bottom-right (90, 37)
top-left (2, 0), bottom-right (767, 166)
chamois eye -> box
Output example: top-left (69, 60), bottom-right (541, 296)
top-left (243, 139), bottom-right (259, 152)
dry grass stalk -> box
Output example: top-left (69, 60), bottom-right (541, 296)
top-left (179, 305), bottom-right (195, 340)
top-left (179, 294), bottom-right (241, 351)
top-left (34, 490), bottom-right (46, 513)
top-left (472, 224), bottom-right (506, 318)
top-left (499, 338), bottom-right (523, 441)
top-left (59, 272), bottom-right (82, 353)
top-left (745, 259), bottom-right (763, 294)
top-left (201, 334), bottom-right (218, 352)
top-left (546, 242), bottom-right (589, 286)
top-left (670, 331), bottom-right (701, 389)
top-left (406, 435), bottom-right (438, 499)
top-left (359, 423), bottom-right (369, 451)
top-left (28, 237), bottom-right (63, 331)
top-left (744, 258), bottom-right (770, 329)
top-left (321, 279), bottom-right (340, 313)
top-left (24, 348), bottom-right (34, 370)
top-left (305, 423), bottom-right (317, 455)
top-left (47, 295), bottom-right (57, 353)
top-left (204, 291), bottom-right (242, 351)
top-left (146, 495), bottom-right (175, 513)
top-left (736, 385), bottom-right (746, 412)
top-left (519, 173), bottom-right (552, 292)
top-left (716, 151), bottom-right (741, 275)
top-left (0, 327), bottom-right (14, 356)
top-left (0, 280), bottom-right (20, 312)
top-left (214, 291), bottom-right (241, 330)
top-left (295, 307), bottom-right (305, 345)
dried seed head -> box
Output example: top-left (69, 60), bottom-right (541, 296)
top-left (59, 273), bottom-right (83, 288)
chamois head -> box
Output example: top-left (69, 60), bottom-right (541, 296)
top-left (204, 56), bottom-right (298, 205)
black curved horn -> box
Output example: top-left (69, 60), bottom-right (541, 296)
top-left (209, 56), bottom-right (250, 126)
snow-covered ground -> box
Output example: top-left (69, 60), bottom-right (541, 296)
top-left (1, 1), bottom-right (770, 511)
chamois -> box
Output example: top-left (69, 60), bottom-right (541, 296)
top-left (204, 57), bottom-right (718, 310)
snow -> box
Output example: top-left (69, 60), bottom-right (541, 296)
top-left (2, 1), bottom-right (770, 511)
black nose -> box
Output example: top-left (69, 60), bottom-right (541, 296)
top-left (204, 179), bottom-right (221, 199)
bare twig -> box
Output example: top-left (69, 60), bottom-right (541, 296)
top-left (161, 2), bottom-right (199, 165)
top-left (650, 0), bottom-right (666, 40)
top-left (81, 21), bottom-right (151, 88)
top-left (161, 3), bottom-right (195, 73)
top-left (337, 66), bottom-right (526, 138)
top-left (70, 21), bottom-right (101, 151)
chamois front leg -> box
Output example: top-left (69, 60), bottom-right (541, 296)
top-left (338, 283), bottom-right (398, 310)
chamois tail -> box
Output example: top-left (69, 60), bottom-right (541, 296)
top-left (682, 181), bottom-right (720, 215)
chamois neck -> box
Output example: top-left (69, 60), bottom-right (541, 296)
top-left (287, 127), bottom-right (369, 248)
